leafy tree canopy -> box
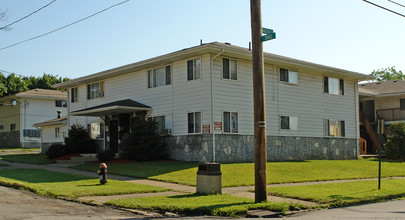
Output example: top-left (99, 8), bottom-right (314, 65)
top-left (0, 72), bottom-right (69, 97)
top-left (370, 66), bottom-right (405, 81)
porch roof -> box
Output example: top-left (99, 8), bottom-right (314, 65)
top-left (70, 99), bottom-right (151, 117)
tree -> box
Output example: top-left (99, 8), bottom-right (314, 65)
top-left (370, 66), bottom-right (405, 81)
top-left (385, 122), bottom-right (405, 160)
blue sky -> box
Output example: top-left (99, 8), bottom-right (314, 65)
top-left (0, 0), bottom-right (404, 79)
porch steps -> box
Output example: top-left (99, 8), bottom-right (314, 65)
top-left (56, 154), bottom-right (98, 165)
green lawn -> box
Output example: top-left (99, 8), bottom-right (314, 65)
top-left (0, 168), bottom-right (169, 198)
top-left (0, 153), bottom-right (54, 164)
top-left (72, 159), bottom-right (405, 187)
top-left (269, 179), bottom-right (405, 207)
top-left (106, 193), bottom-right (304, 217)
top-left (0, 147), bottom-right (40, 152)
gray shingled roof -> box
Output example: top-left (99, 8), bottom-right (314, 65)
top-left (359, 80), bottom-right (405, 96)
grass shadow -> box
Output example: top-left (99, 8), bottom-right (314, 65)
top-left (0, 168), bottom-right (91, 184)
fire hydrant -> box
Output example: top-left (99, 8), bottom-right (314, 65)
top-left (97, 163), bottom-right (108, 184)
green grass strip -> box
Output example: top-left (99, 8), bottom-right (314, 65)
top-left (0, 153), bottom-right (54, 164)
top-left (72, 159), bottom-right (405, 187)
top-left (0, 147), bottom-right (40, 151)
top-left (106, 193), bottom-right (305, 217)
top-left (0, 168), bottom-right (169, 198)
top-left (269, 179), bottom-right (405, 207)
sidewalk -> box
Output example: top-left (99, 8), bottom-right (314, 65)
top-left (0, 160), bottom-right (320, 207)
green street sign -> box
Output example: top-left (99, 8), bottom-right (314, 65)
top-left (262, 28), bottom-right (276, 42)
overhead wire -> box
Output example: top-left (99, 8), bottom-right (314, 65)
top-left (362, 0), bottom-right (405, 17)
top-left (0, 0), bottom-right (57, 31)
top-left (0, 0), bottom-right (130, 51)
top-left (387, 0), bottom-right (405, 8)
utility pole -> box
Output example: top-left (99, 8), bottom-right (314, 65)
top-left (250, 0), bottom-right (268, 203)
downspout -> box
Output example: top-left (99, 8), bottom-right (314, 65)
top-left (354, 81), bottom-right (360, 158)
top-left (210, 49), bottom-right (224, 162)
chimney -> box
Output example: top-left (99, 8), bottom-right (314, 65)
top-left (57, 110), bottom-right (62, 119)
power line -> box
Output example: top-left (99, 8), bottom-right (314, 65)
top-left (362, 0), bottom-right (405, 17)
top-left (0, 0), bottom-right (57, 31)
top-left (387, 0), bottom-right (405, 8)
top-left (0, 0), bottom-right (130, 51)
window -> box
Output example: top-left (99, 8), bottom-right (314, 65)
top-left (88, 123), bottom-right (104, 139)
top-left (187, 59), bottom-right (201, 81)
top-left (55, 100), bottom-right (67, 107)
top-left (324, 76), bottom-right (344, 95)
top-left (280, 116), bottom-right (298, 130)
top-left (400, 99), bottom-right (405, 108)
top-left (23, 129), bottom-right (40, 137)
top-left (223, 112), bottom-right (238, 133)
top-left (71, 87), bottom-right (78, 103)
top-left (151, 115), bottom-right (172, 134)
top-left (0, 125), bottom-right (3, 130)
top-left (280, 68), bottom-right (298, 84)
top-left (10, 123), bottom-right (16, 131)
top-left (188, 112), bottom-right (201, 133)
top-left (222, 58), bottom-right (237, 80)
top-left (324, 119), bottom-right (345, 137)
top-left (55, 127), bottom-right (60, 137)
top-left (87, 81), bottom-right (104, 99)
top-left (148, 65), bottom-right (171, 88)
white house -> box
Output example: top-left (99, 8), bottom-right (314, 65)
top-left (0, 89), bottom-right (67, 148)
top-left (33, 111), bottom-right (67, 153)
top-left (54, 42), bottom-right (371, 162)
top-left (359, 80), bottom-right (405, 153)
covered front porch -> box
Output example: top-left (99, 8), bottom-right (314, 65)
top-left (70, 99), bottom-right (152, 154)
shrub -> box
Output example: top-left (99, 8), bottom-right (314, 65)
top-left (97, 149), bottom-right (116, 162)
top-left (120, 118), bottom-right (167, 161)
top-left (64, 124), bottom-right (96, 154)
top-left (45, 143), bottom-right (68, 159)
top-left (385, 122), bottom-right (405, 159)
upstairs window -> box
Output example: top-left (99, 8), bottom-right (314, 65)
top-left (87, 81), bottom-right (104, 99)
top-left (0, 125), bottom-right (4, 130)
top-left (324, 119), bottom-right (345, 137)
top-left (324, 76), bottom-right (344, 95)
top-left (223, 111), bottom-right (238, 133)
top-left (188, 112), bottom-right (201, 134)
top-left (187, 59), bottom-right (201, 81)
top-left (23, 129), bottom-right (40, 137)
top-left (280, 68), bottom-right (298, 84)
top-left (280, 116), bottom-right (298, 130)
top-left (223, 58), bottom-right (237, 80)
top-left (400, 99), bottom-right (405, 108)
top-left (10, 123), bottom-right (16, 131)
top-left (148, 65), bottom-right (171, 88)
top-left (71, 87), bottom-right (78, 103)
top-left (55, 100), bottom-right (67, 107)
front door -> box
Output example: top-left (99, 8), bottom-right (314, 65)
top-left (363, 100), bottom-right (375, 122)
top-left (110, 120), bottom-right (119, 153)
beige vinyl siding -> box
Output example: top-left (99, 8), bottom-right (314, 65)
top-left (0, 100), bottom-right (20, 132)
top-left (41, 125), bottom-right (67, 143)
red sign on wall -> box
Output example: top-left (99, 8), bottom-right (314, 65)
top-left (202, 125), bottom-right (210, 134)
top-left (214, 122), bottom-right (222, 131)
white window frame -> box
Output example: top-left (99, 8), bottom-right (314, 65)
top-left (324, 76), bottom-right (344, 95)
top-left (148, 65), bottom-right (171, 88)
top-left (223, 111), bottom-right (238, 133)
top-left (187, 58), bottom-right (201, 81)
top-left (280, 115), bottom-right (298, 130)
top-left (222, 58), bottom-right (237, 80)
top-left (187, 111), bottom-right (202, 134)
top-left (88, 123), bottom-right (104, 140)
top-left (87, 81), bottom-right (104, 100)
top-left (324, 119), bottom-right (345, 137)
top-left (280, 68), bottom-right (298, 84)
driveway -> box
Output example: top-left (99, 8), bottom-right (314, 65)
top-left (286, 199), bottom-right (405, 219)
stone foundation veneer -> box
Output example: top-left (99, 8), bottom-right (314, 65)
top-left (163, 134), bottom-right (357, 162)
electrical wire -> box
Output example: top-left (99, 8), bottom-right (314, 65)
top-left (362, 0), bottom-right (405, 17)
top-left (0, 0), bottom-right (57, 30)
top-left (387, 0), bottom-right (405, 8)
top-left (0, 0), bottom-right (130, 51)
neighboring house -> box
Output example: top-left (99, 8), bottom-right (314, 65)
top-left (0, 89), bottom-right (67, 148)
top-left (54, 42), bottom-right (371, 162)
top-left (359, 80), bottom-right (405, 153)
top-left (33, 110), bottom-right (67, 153)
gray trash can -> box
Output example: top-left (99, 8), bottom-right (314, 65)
top-left (196, 162), bottom-right (221, 194)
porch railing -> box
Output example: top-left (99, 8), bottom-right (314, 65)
top-left (376, 107), bottom-right (405, 121)
top-left (359, 137), bottom-right (367, 155)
